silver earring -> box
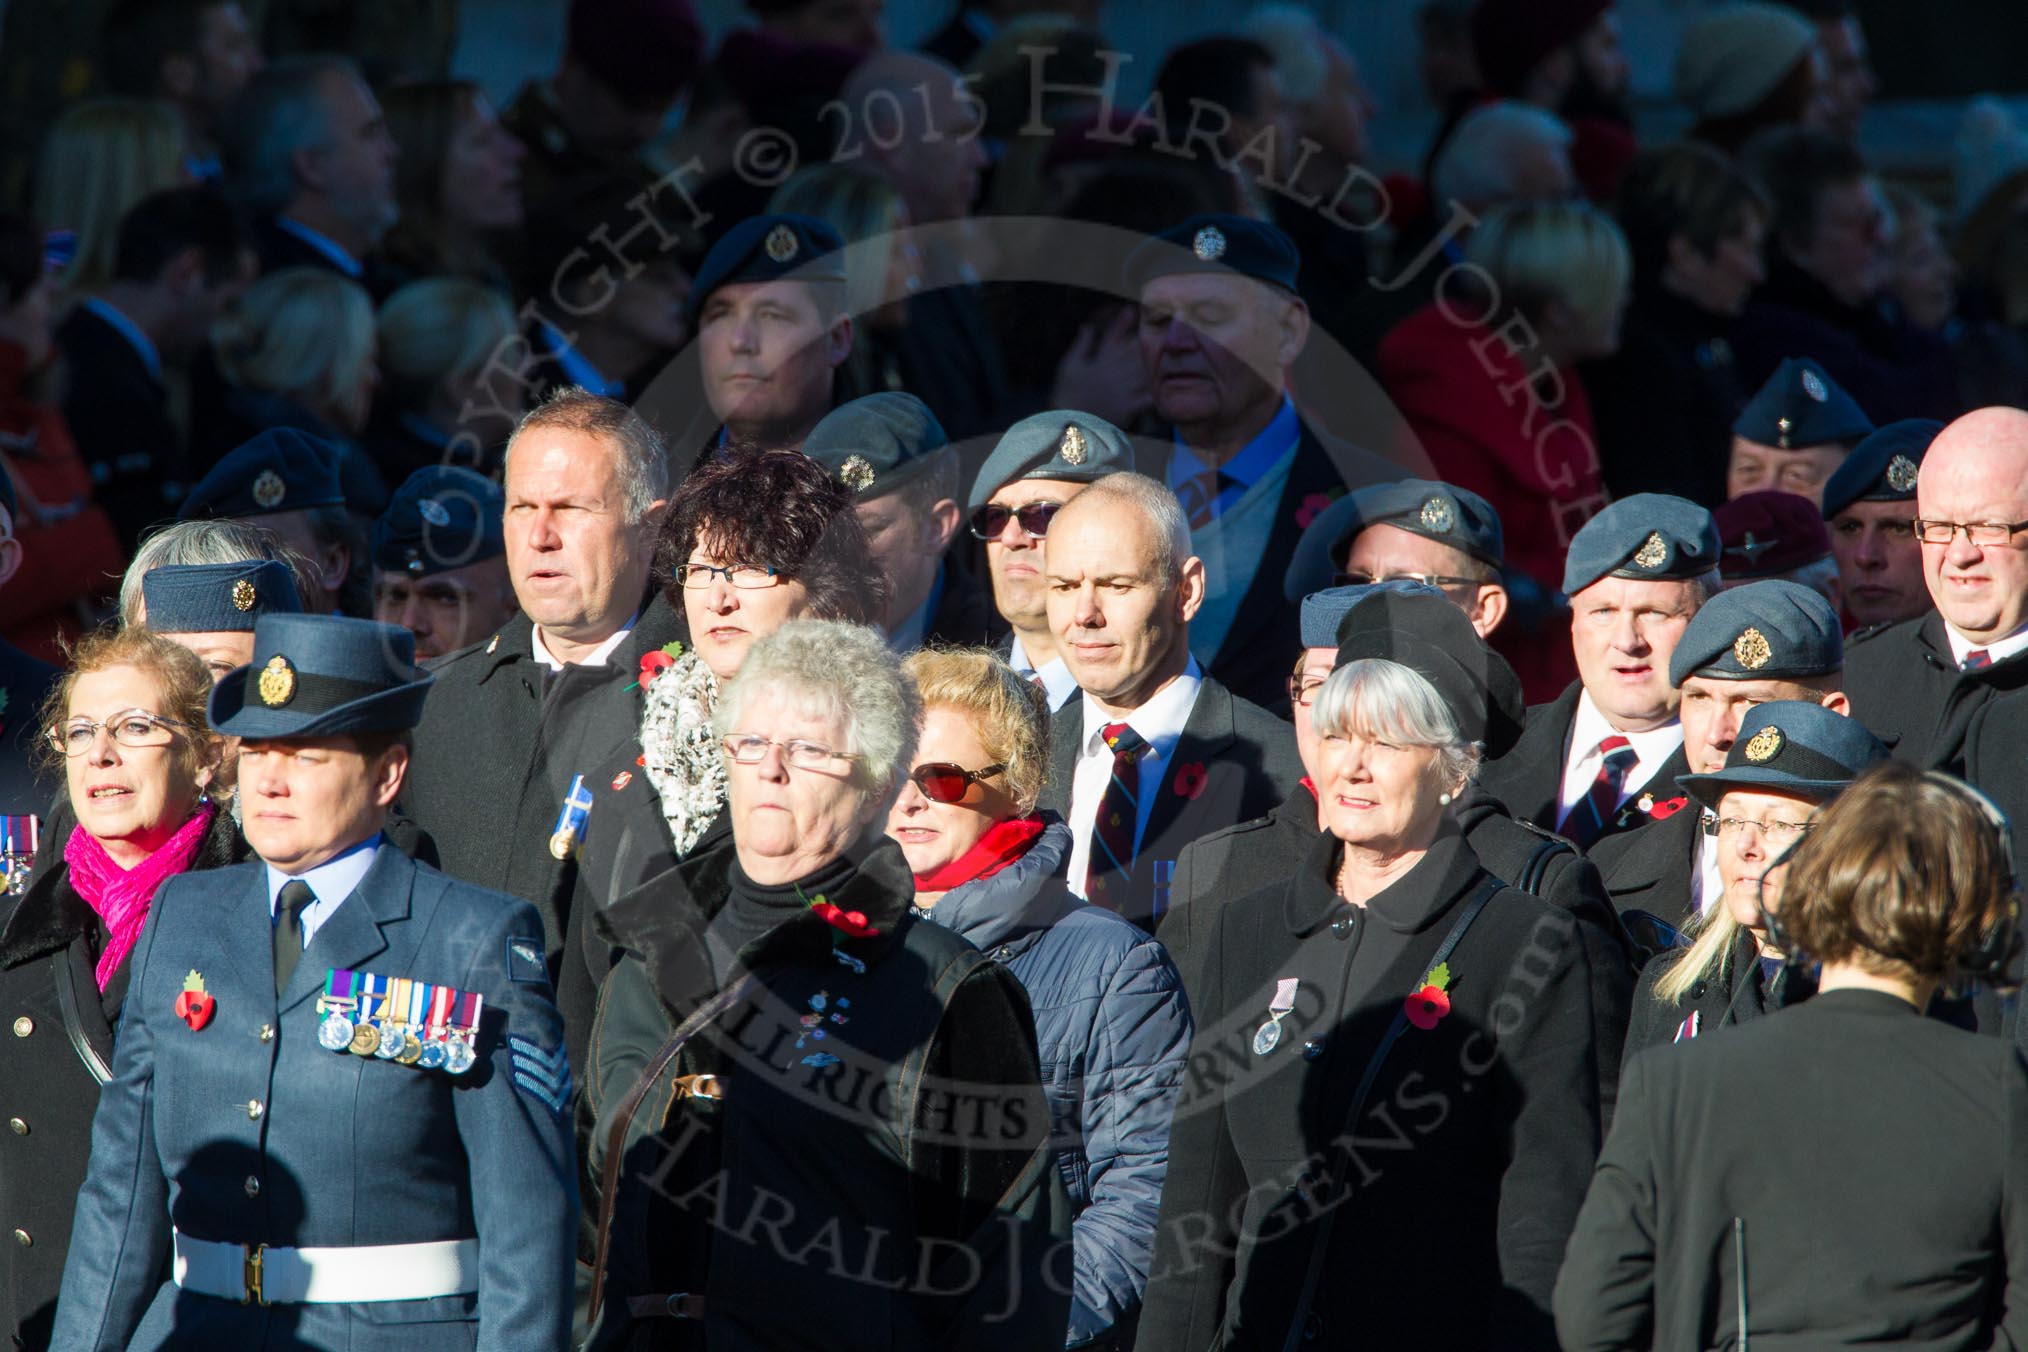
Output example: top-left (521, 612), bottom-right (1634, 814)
top-left (1437, 791), bottom-right (1453, 806)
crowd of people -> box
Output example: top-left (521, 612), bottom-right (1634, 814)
top-left (4, 0), bottom-right (2028, 1348)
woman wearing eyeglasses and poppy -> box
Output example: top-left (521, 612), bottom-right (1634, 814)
top-left (582, 622), bottom-right (1071, 1351)
top-left (1623, 701), bottom-right (1885, 1062)
top-left (888, 647), bottom-right (1191, 1350)
top-left (0, 628), bottom-right (226, 1349)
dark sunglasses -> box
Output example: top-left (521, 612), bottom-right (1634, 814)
top-left (910, 762), bottom-right (1005, 803)
top-left (969, 501), bottom-right (1062, 541)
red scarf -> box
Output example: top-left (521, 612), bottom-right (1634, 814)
top-left (65, 802), bottom-right (216, 990)
top-left (911, 814), bottom-right (1048, 894)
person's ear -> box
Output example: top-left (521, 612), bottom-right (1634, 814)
top-left (1467, 583), bottom-right (1509, 637)
top-left (290, 140), bottom-right (329, 195)
top-left (825, 313), bottom-right (855, 368)
top-left (1275, 295), bottom-right (1311, 369)
top-left (1821, 689), bottom-right (1852, 716)
top-left (320, 540), bottom-right (350, 597)
top-left (374, 744), bottom-right (411, 809)
top-left (1175, 555), bottom-right (1207, 624)
top-left (0, 534), bottom-right (21, 589)
top-left (927, 497), bottom-right (962, 554)
top-left (193, 735), bottom-right (224, 794)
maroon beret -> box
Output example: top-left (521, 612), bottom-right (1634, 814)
top-left (1715, 490), bottom-right (1833, 580)
top-left (1470, 0), bottom-right (1612, 97)
top-left (567, 0), bottom-right (706, 104)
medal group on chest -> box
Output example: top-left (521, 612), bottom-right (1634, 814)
top-left (315, 969), bottom-right (484, 1074)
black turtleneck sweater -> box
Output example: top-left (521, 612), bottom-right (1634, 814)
top-left (704, 853), bottom-right (859, 981)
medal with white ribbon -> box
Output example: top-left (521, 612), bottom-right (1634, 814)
top-left (419, 982), bottom-right (454, 1070)
top-left (1254, 978), bottom-right (1300, 1055)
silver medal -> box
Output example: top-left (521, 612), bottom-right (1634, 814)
top-left (317, 1013), bottom-right (355, 1051)
top-left (373, 1023), bottom-right (404, 1059)
top-left (418, 1041), bottom-right (448, 1071)
top-left (1253, 1018), bottom-right (1283, 1056)
top-left (443, 1035), bottom-right (476, 1075)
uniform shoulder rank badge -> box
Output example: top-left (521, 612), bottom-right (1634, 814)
top-left (320, 969), bottom-right (482, 1074)
top-left (508, 1034), bottom-right (572, 1115)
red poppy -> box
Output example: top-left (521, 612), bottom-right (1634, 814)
top-left (810, 899), bottom-right (881, 938)
top-left (1294, 492), bottom-right (1334, 529)
top-left (174, 988), bottom-right (215, 1031)
top-left (639, 649), bottom-right (677, 686)
top-left (1404, 984), bottom-right (1450, 1031)
top-left (1173, 762), bottom-right (1208, 800)
top-left (1649, 796), bottom-right (1690, 820)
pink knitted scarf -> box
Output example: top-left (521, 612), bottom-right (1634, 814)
top-left (64, 801), bottom-right (216, 990)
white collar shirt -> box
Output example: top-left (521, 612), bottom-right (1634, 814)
top-left (1064, 658), bottom-right (1202, 899)
top-left (531, 620), bottom-right (635, 673)
top-left (1556, 689), bottom-right (1683, 831)
top-left (1944, 618), bottom-right (2028, 670)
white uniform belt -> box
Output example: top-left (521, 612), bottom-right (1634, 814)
top-left (172, 1229), bottom-right (480, 1305)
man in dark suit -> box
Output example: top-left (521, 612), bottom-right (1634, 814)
top-left (56, 184), bottom-right (250, 552)
top-left (51, 612), bottom-right (574, 1349)
top-left (401, 389), bottom-right (683, 965)
top-left (1844, 407), bottom-right (2028, 767)
top-left (1037, 471), bottom-right (1300, 931)
top-left (1587, 580), bottom-right (1848, 942)
top-left (1128, 213), bottom-right (1399, 709)
top-left (802, 393), bottom-right (991, 650)
top-left (1479, 493), bottom-right (1719, 850)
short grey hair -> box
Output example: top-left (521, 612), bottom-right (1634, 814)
top-left (1242, 6), bottom-right (1331, 106)
top-left (505, 386), bottom-right (670, 524)
top-left (119, 519), bottom-right (319, 626)
top-left (222, 55), bottom-right (359, 218)
top-left (1063, 471), bottom-right (1192, 583)
top-left (1431, 101), bottom-right (1574, 212)
top-left (713, 619), bottom-right (921, 803)
top-left (1311, 658), bottom-right (1482, 794)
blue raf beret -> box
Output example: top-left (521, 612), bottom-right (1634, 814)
top-left (372, 466), bottom-right (505, 578)
top-left (179, 428), bottom-right (345, 521)
top-left (1561, 493), bottom-right (1719, 595)
top-left (1125, 213), bottom-right (1300, 295)
top-left (684, 213), bottom-right (845, 328)
top-left (1733, 357), bottom-right (1874, 451)
top-left (802, 393), bottom-right (950, 500)
top-left (1680, 699), bottom-right (1885, 809)
top-left (968, 410), bottom-right (1134, 512)
top-left (1820, 418), bottom-right (1941, 518)
top-left (142, 560), bottom-right (301, 633)
top-left (1667, 579), bottom-right (1843, 686)
top-left (1346, 478), bottom-right (1505, 569)
top-left (1298, 583), bottom-right (1434, 649)
top-left (209, 613), bottom-right (434, 738)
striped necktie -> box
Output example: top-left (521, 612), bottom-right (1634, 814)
top-left (1084, 722), bottom-right (1147, 907)
top-left (1174, 468), bottom-right (1238, 529)
top-left (1965, 648), bottom-right (1993, 671)
top-left (1565, 735), bottom-right (1638, 849)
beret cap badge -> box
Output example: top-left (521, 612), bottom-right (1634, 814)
top-left (1886, 455), bottom-right (1919, 492)
top-left (1632, 532), bottom-right (1668, 570)
top-left (418, 497), bottom-right (452, 527)
top-left (257, 654), bottom-right (297, 708)
top-left (1733, 627), bottom-right (1772, 670)
top-left (1192, 225), bottom-right (1227, 262)
top-left (1802, 369), bottom-right (1828, 403)
top-left (764, 223), bottom-right (799, 263)
top-left (1744, 725), bottom-right (1783, 763)
top-left (1059, 424), bottom-right (1088, 465)
top-left (251, 470), bottom-right (286, 510)
top-left (1418, 495), bottom-right (1456, 532)
top-left (231, 579), bottom-right (257, 612)
top-left (839, 455), bottom-right (875, 492)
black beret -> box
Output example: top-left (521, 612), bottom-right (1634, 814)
top-left (1562, 493), bottom-right (1719, 595)
top-left (1331, 587), bottom-right (1527, 758)
top-left (1680, 699), bottom-right (1885, 809)
top-left (372, 466), bottom-right (506, 578)
top-left (178, 428), bottom-right (345, 520)
top-left (1124, 213), bottom-right (1300, 295)
top-left (142, 560), bottom-right (302, 633)
top-left (802, 393), bottom-right (950, 500)
top-left (1820, 418), bottom-right (1942, 518)
top-left (968, 409), bottom-right (1134, 512)
top-left (684, 213), bottom-right (845, 328)
top-left (1667, 579), bottom-right (1843, 686)
top-left (1732, 356), bottom-right (1874, 451)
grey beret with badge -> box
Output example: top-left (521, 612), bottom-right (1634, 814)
top-left (802, 392), bottom-right (950, 501)
top-left (1820, 418), bottom-right (1942, 519)
top-left (967, 409), bottom-right (1134, 512)
top-left (1733, 356), bottom-right (1874, 451)
top-left (1562, 492), bottom-right (1720, 596)
top-left (372, 466), bottom-right (505, 578)
top-left (1666, 579), bottom-right (1843, 687)
top-left (141, 560), bottom-right (302, 633)
top-left (1284, 479), bottom-right (1505, 601)
top-left (1679, 699), bottom-right (1885, 808)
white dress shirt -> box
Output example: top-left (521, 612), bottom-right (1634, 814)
top-left (1692, 821), bottom-right (1723, 916)
top-left (1064, 658), bottom-right (1202, 898)
top-left (1944, 619), bottom-right (2028, 670)
top-left (1555, 690), bottom-right (1683, 831)
top-left (1007, 633), bottom-right (1079, 711)
top-left (266, 833), bottom-right (382, 948)
top-left (532, 621), bottom-right (635, 672)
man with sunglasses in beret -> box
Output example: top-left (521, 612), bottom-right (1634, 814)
top-left (53, 612), bottom-right (574, 1350)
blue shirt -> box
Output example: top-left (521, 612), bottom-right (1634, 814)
top-left (266, 833), bottom-right (382, 948)
top-left (81, 298), bottom-right (161, 382)
top-left (273, 216), bottom-right (364, 279)
top-left (1166, 396), bottom-right (1302, 524)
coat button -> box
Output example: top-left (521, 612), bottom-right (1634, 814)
top-left (1690, 982), bottom-right (1708, 999)
top-left (7, 1118), bottom-right (25, 1136)
top-left (12, 1229), bottom-right (29, 1248)
top-left (244, 1176), bottom-right (261, 1197)
top-left (1329, 917), bottom-right (1354, 938)
top-left (259, 1025), bottom-right (274, 1043)
top-left (1302, 1039), bottom-right (1325, 1061)
top-left (247, 1100), bottom-right (264, 1120)
top-left (12, 1017), bottom-right (31, 1037)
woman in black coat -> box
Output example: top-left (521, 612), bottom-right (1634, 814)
top-left (1557, 760), bottom-right (2028, 1350)
top-left (1139, 657), bottom-right (1603, 1352)
top-left (0, 629), bottom-right (228, 1350)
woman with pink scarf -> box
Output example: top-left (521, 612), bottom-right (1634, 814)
top-left (0, 627), bottom-right (225, 1350)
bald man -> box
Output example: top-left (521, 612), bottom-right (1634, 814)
top-left (1843, 407), bottom-right (2028, 766)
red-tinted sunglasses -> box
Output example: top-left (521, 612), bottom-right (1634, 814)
top-left (910, 762), bottom-right (1005, 803)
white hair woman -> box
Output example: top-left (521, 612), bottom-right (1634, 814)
top-left (1141, 657), bottom-right (1606, 1351)
top-left (581, 620), bottom-right (1070, 1349)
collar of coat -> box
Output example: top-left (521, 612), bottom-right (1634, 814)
top-left (456, 588), bottom-right (686, 683)
top-left (1282, 826), bottom-right (1485, 939)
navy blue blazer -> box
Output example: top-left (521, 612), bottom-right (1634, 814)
top-left (50, 845), bottom-right (577, 1351)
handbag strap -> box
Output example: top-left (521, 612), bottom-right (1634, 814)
top-left (1279, 875), bottom-right (1503, 1352)
top-left (52, 945), bottom-right (112, 1086)
top-left (586, 969), bottom-right (764, 1325)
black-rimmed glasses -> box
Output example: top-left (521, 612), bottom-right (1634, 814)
top-left (676, 562), bottom-right (783, 589)
top-left (969, 501), bottom-right (1062, 541)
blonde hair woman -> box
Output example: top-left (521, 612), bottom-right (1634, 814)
top-left (373, 277), bottom-right (521, 478)
top-left (31, 98), bottom-right (187, 296)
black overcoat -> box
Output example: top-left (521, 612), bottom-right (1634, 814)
top-left (1845, 611), bottom-right (2028, 768)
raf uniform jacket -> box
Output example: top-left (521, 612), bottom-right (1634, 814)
top-left (1039, 675), bottom-right (1301, 933)
top-left (1844, 612), bottom-right (2028, 767)
top-left (1139, 830), bottom-right (1603, 1352)
top-left (50, 844), bottom-right (576, 1352)
top-left (1160, 782), bottom-right (1637, 1120)
top-left (1557, 991), bottom-right (2028, 1352)
top-left (401, 595), bottom-right (687, 964)
top-left (1478, 681), bottom-right (1693, 848)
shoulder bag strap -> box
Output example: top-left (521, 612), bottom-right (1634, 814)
top-left (1517, 836), bottom-right (1571, 898)
top-left (52, 946), bottom-right (112, 1086)
top-left (587, 968), bottom-right (764, 1324)
top-left (1279, 875), bottom-right (1504, 1352)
